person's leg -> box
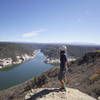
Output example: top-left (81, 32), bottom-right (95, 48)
top-left (63, 72), bottom-right (69, 89)
top-left (59, 80), bottom-right (65, 90)
top-left (63, 78), bottom-right (66, 83)
top-left (59, 71), bottom-right (67, 90)
top-left (58, 71), bottom-right (64, 86)
top-left (60, 80), bottom-right (64, 86)
top-left (59, 80), bottom-right (67, 91)
top-left (62, 71), bottom-right (67, 88)
top-left (63, 78), bottom-right (68, 84)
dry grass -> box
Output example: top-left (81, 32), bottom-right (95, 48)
top-left (89, 50), bottom-right (100, 53)
top-left (89, 73), bottom-right (100, 81)
top-left (95, 69), bottom-right (100, 74)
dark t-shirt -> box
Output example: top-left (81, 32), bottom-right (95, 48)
top-left (60, 54), bottom-right (67, 71)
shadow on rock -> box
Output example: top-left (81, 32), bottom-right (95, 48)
top-left (28, 88), bottom-right (60, 100)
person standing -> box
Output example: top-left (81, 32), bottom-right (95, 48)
top-left (58, 45), bottom-right (69, 91)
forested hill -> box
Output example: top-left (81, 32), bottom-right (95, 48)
top-left (41, 44), bottom-right (100, 59)
top-left (0, 42), bottom-right (36, 60)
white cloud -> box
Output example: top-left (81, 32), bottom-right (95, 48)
top-left (22, 29), bottom-right (47, 38)
top-left (22, 31), bottom-right (38, 38)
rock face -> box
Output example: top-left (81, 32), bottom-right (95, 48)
top-left (78, 51), bottom-right (100, 65)
top-left (25, 88), bottom-right (97, 100)
top-left (0, 53), bottom-right (36, 69)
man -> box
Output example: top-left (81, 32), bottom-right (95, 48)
top-left (58, 45), bottom-right (69, 91)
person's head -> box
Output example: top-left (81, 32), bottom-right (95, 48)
top-left (60, 50), bottom-right (65, 56)
top-left (59, 45), bottom-right (67, 55)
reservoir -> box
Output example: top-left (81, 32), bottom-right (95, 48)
top-left (0, 50), bottom-right (53, 90)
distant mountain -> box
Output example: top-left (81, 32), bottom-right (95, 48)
top-left (67, 42), bottom-right (100, 46)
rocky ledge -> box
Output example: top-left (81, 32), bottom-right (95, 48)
top-left (25, 87), bottom-right (97, 100)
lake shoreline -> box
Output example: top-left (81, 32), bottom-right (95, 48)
top-left (0, 51), bottom-right (37, 70)
top-left (0, 50), bottom-right (53, 90)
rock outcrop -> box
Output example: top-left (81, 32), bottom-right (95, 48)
top-left (25, 88), bottom-right (97, 100)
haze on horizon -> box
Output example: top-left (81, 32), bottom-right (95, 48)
top-left (0, 0), bottom-right (100, 44)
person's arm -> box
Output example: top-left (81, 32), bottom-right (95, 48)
top-left (66, 59), bottom-right (70, 68)
top-left (66, 57), bottom-right (72, 72)
top-left (64, 55), bottom-right (69, 68)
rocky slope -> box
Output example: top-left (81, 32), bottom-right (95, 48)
top-left (0, 51), bottom-right (100, 100)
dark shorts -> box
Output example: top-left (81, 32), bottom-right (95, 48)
top-left (58, 70), bottom-right (67, 80)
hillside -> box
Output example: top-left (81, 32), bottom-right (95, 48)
top-left (0, 51), bottom-right (100, 100)
top-left (40, 51), bottom-right (100, 98)
top-left (41, 44), bottom-right (100, 59)
top-left (0, 42), bottom-right (36, 61)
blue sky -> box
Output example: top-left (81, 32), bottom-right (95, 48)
top-left (0, 0), bottom-right (100, 44)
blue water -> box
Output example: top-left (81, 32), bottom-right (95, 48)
top-left (0, 51), bottom-right (53, 90)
